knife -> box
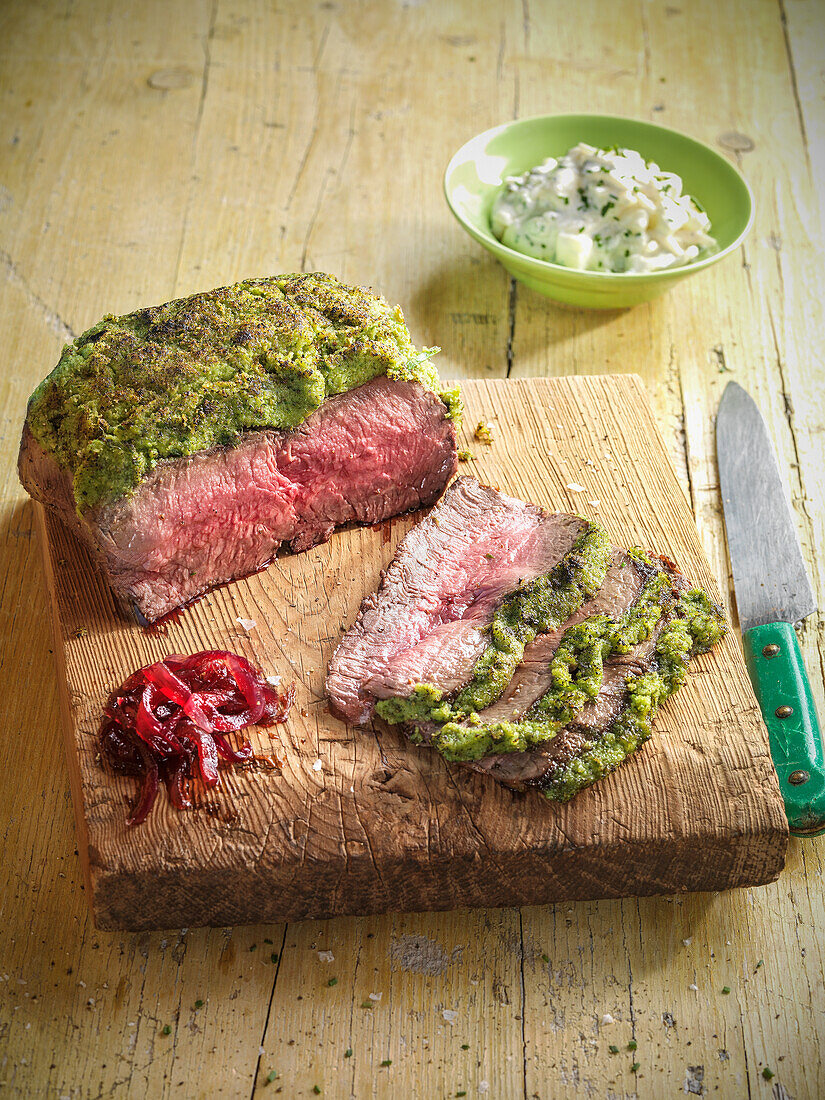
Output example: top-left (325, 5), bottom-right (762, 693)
top-left (716, 381), bottom-right (825, 837)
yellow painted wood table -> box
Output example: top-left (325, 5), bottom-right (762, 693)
top-left (2, 1), bottom-right (823, 1096)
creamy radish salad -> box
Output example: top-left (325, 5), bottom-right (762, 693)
top-left (491, 143), bottom-right (716, 273)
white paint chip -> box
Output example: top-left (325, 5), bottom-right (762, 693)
top-left (566, 482), bottom-right (585, 492)
top-left (442, 1009), bottom-right (458, 1023)
top-left (312, 759), bottom-right (323, 772)
top-left (318, 951), bottom-right (334, 963)
top-left (236, 617), bottom-right (256, 631)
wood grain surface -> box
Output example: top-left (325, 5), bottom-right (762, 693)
top-left (38, 375), bottom-right (788, 931)
top-left (2, 0), bottom-right (824, 1097)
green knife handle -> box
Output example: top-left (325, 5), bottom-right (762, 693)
top-left (743, 621), bottom-right (825, 837)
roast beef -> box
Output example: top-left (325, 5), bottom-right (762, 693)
top-left (326, 477), bottom-right (726, 802)
top-left (20, 376), bottom-right (457, 622)
top-left (466, 621), bottom-right (670, 793)
top-left (456, 559), bottom-right (685, 796)
top-left (18, 273), bottom-right (460, 622)
top-left (325, 477), bottom-right (596, 725)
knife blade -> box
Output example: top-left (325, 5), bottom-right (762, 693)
top-left (717, 380), bottom-right (825, 836)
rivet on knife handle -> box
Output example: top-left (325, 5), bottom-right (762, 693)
top-left (743, 621), bottom-right (825, 837)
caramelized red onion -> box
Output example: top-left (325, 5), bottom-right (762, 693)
top-left (99, 651), bottom-right (294, 825)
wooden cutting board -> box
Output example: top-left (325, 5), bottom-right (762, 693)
top-left (38, 375), bottom-right (788, 931)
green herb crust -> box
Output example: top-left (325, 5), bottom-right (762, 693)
top-left (26, 273), bottom-right (462, 511)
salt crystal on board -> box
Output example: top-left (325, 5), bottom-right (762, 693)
top-left (566, 483), bottom-right (585, 492)
top-left (236, 617), bottom-right (256, 631)
top-left (318, 951), bottom-right (334, 963)
top-left (442, 1009), bottom-right (458, 1023)
top-left (312, 759), bottom-right (323, 772)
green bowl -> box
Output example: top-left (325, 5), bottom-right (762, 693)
top-left (443, 114), bottom-right (754, 309)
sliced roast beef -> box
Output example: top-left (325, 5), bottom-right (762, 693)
top-left (464, 646), bottom-right (660, 787)
top-left (325, 477), bottom-right (599, 725)
top-left (468, 550), bottom-right (651, 723)
top-left (462, 579), bottom-right (680, 792)
top-left (20, 376), bottom-right (457, 622)
top-left (326, 477), bottom-right (726, 803)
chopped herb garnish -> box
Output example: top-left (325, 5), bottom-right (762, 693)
top-left (600, 201), bottom-right (614, 217)
top-left (457, 1093), bottom-right (467, 1097)
top-left (313, 1087), bottom-right (321, 1095)
top-left (631, 1062), bottom-right (641, 1073)
top-left (162, 1024), bottom-right (171, 1035)
top-left (271, 953), bottom-right (279, 964)
top-left (361, 1000), bottom-right (373, 1009)
top-left (627, 1040), bottom-right (637, 1051)
top-left (380, 1059), bottom-right (392, 1067)
top-left (762, 1067), bottom-right (775, 1080)
top-left (540, 953), bottom-right (550, 964)
top-left (457, 449), bottom-right (474, 463)
top-left (721, 986), bottom-right (731, 995)
top-left (608, 1044), bottom-right (619, 1054)
top-left (461, 1043), bottom-right (470, 1050)
top-left (249, 944), bottom-right (257, 952)
top-left (194, 999), bottom-right (204, 1009)
top-left (755, 959), bottom-right (764, 970)
top-left (263, 938), bottom-right (273, 944)
top-left (344, 1049), bottom-right (353, 1058)
top-left (473, 420), bottom-right (494, 444)
top-left (328, 977), bottom-right (338, 987)
top-left (267, 1070), bottom-right (278, 1083)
